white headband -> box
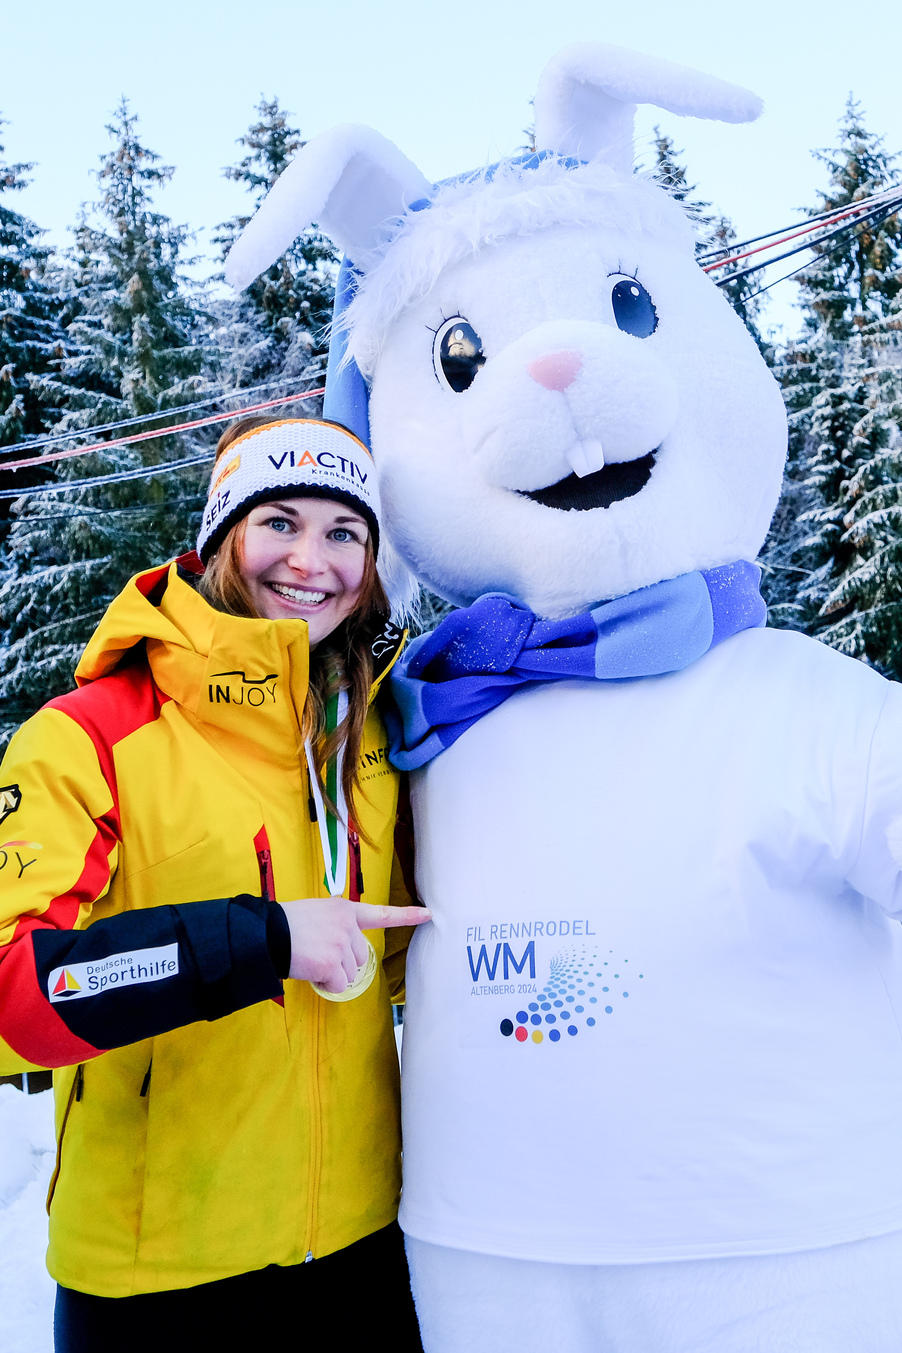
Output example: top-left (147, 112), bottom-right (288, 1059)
top-left (197, 419), bottom-right (380, 564)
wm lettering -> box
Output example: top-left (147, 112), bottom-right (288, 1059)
top-left (467, 941), bottom-right (535, 982)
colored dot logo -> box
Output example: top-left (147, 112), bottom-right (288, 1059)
top-left (498, 947), bottom-right (643, 1045)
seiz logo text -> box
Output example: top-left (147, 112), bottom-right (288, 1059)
top-left (204, 487), bottom-right (231, 530)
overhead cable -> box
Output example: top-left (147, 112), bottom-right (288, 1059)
top-left (4, 370), bottom-right (325, 457)
top-left (711, 195), bottom-right (902, 290)
top-left (11, 497), bottom-right (204, 527)
top-left (5, 191), bottom-right (901, 501)
top-left (740, 205), bottom-right (902, 302)
top-left (697, 185), bottom-right (902, 264)
top-left (705, 191), bottom-right (902, 281)
top-left (0, 385), bottom-right (325, 474)
top-left (0, 451), bottom-right (212, 500)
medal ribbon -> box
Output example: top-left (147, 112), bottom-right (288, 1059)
top-left (304, 688), bottom-right (349, 897)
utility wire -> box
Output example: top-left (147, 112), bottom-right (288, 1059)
top-left (2, 369), bottom-right (325, 457)
top-left (739, 203), bottom-right (902, 303)
top-left (709, 193), bottom-right (902, 282)
top-left (6, 196), bottom-right (900, 499)
top-left (0, 451), bottom-right (212, 500)
top-left (697, 185), bottom-right (902, 263)
top-left (712, 195), bottom-right (902, 290)
top-left (0, 385), bottom-right (325, 474)
top-left (9, 498), bottom-right (204, 527)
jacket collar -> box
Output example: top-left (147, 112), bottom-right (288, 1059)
top-left (75, 554), bottom-right (407, 744)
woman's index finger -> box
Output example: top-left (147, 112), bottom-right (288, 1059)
top-left (354, 902), bottom-right (432, 929)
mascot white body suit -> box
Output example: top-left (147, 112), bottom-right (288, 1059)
top-left (227, 45), bottom-right (902, 1353)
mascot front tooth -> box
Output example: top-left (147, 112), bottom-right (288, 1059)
top-left (227, 43), bottom-right (902, 1353)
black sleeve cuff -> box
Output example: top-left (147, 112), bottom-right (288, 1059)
top-left (31, 895), bottom-right (286, 1051)
top-left (174, 895), bottom-right (285, 1021)
top-left (263, 901), bottom-right (291, 980)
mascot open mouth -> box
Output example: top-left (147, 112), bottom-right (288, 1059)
top-left (520, 452), bottom-right (656, 511)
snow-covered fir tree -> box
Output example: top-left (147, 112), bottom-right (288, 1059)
top-left (0, 102), bottom-right (209, 745)
top-left (209, 97), bottom-right (336, 393)
top-left (795, 99), bottom-right (902, 339)
top-left (805, 330), bottom-right (902, 674)
top-left (649, 127), bottom-right (711, 232)
top-left (761, 100), bottom-right (902, 659)
top-left (787, 337), bottom-right (877, 628)
top-left (757, 337), bottom-right (825, 623)
top-left (650, 128), bottom-right (767, 350)
top-left (0, 118), bottom-right (67, 450)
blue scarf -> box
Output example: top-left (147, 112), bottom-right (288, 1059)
top-left (386, 562), bottom-right (766, 770)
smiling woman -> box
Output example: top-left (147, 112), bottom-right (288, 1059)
top-left (241, 497), bottom-right (370, 640)
top-left (234, 492), bottom-right (369, 628)
top-left (197, 416), bottom-right (391, 818)
top-left (0, 416), bottom-right (428, 1351)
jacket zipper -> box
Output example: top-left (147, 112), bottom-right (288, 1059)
top-left (348, 824), bottom-right (364, 901)
top-left (254, 825), bottom-right (275, 901)
top-left (254, 825), bottom-right (284, 1006)
top-left (302, 796), bottom-right (324, 1263)
top-left (304, 981), bottom-right (324, 1262)
top-left (258, 849), bottom-right (273, 901)
top-left (45, 1064), bottom-right (84, 1214)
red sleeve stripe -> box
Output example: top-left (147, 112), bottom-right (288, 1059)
top-left (0, 664), bottom-right (169, 1066)
top-left (0, 817), bottom-right (118, 1061)
top-left (45, 663), bottom-right (170, 831)
top-left (0, 938), bottom-right (103, 1067)
top-left (8, 816), bottom-right (116, 945)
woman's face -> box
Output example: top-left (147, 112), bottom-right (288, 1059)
top-left (239, 496), bottom-right (369, 646)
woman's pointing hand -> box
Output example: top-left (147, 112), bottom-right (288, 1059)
top-left (279, 898), bottom-right (431, 992)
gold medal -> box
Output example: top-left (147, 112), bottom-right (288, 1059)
top-left (312, 937), bottom-right (377, 1003)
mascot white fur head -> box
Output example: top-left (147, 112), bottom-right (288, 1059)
top-left (226, 43), bottom-right (787, 619)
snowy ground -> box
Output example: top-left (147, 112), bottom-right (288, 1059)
top-left (0, 1030), bottom-right (403, 1352)
top-left (0, 1086), bottom-right (56, 1353)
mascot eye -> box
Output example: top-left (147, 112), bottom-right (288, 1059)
top-left (433, 317), bottom-right (486, 393)
top-left (610, 277), bottom-right (657, 338)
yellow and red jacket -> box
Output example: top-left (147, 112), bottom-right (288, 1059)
top-left (0, 555), bottom-right (416, 1297)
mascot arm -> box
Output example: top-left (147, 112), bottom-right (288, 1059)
top-left (845, 684), bottom-right (902, 918)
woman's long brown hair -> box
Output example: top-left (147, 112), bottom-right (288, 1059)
top-left (197, 417), bottom-right (391, 825)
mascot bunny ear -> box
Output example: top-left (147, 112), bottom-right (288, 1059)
top-left (224, 124), bottom-right (430, 620)
top-left (225, 124), bottom-right (432, 448)
top-left (224, 123), bottom-right (431, 284)
top-left (533, 43), bottom-right (762, 172)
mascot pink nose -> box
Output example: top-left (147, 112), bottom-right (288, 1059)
top-left (527, 350), bottom-right (583, 392)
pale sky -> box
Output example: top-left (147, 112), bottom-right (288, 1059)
top-left (3, 0), bottom-right (901, 340)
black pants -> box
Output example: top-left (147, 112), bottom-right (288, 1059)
top-left (54, 1221), bottom-right (422, 1352)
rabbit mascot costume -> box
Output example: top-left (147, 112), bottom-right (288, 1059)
top-left (226, 44), bottom-right (902, 1353)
